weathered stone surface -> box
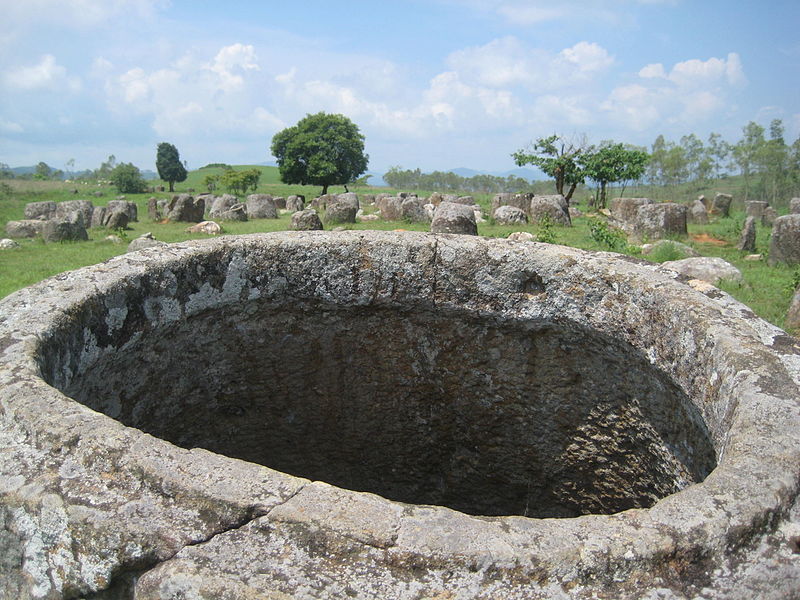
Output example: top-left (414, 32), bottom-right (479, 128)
top-left (24, 200), bottom-right (57, 220)
top-left (786, 287), bottom-right (800, 330)
top-left (55, 199), bottom-right (94, 227)
top-left (400, 196), bottom-right (430, 223)
top-left (186, 220), bottom-right (222, 235)
top-left (127, 231), bottom-right (167, 252)
top-left (166, 194), bottom-right (205, 222)
top-left (378, 196), bottom-right (403, 221)
top-left (147, 196), bottom-right (161, 221)
top-left (0, 238), bottom-right (20, 249)
top-left (737, 216), bottom-right (757, 252)
top-left (633, 203), bottom-right (687, 241)
top-left (218, 203), bottom-right (248, 221)
top-left (660, 256), bottom-right (743, 285)
top-left (0, 231), bottom-right (798, 599)
top-left (493, 205), bottom-right (528, 225)
top-left (529, 195), bottom-right (571, 226)
top-left (291, 209), bottom-right (323, 230)
top-left (209, 194), bottom-right (239, 219)
top-left (285, 195), bottom-right (305, 213)
top-left (710, 193), bottom-right (732, 217)
top-left (507, 231), bottom-right (535, 242)
top-left (641, 239), bottom-right (700, 258)
top-left (103, 234), bottom-right (124, 244)
top-left (245, 194), bottom-right (278, 219)
top-left (430, 201), bottom-right (478, 235)
top-left (104, 209), bottom-right (130, 230)
top-left (610, 197), bottom-right (653, 226)
top-left (325, 194), bottom-right (359, 224)
top-left (768, 214), bottom-right (800, 265)
top-left (5, 219), bottom-right (44, 238)
top-left (790, 198), bottom-right (800, 214)
top-left (746, 201), bottom-right (769, 220)
top-left (491, 193), bottom-right (532, 218)
top-left (427, 192), bottom-right (444, 206)
top-left (688, 198), bottom-right (709, 224)
top-left (41, 217), bottom-right (89, 243)
top-left (452, 195), bottom-right (475, 206)
top-left (107, 200), bottom-right (138, 222)
top-left (90, 206), bottom-right (107, 228)
top-left (762, 206), bottom-right (778, 227)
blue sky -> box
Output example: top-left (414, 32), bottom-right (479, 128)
top-left (1, 0), bottom-right (798, 176)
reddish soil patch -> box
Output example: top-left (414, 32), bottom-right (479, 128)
top-left (690, 233), bottom-right (728, 246)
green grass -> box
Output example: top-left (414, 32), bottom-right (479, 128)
top-left (2, 173), bottom-right (798, 333)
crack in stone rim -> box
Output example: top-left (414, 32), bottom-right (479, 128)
top-left (1, 229), bottom-right (799, 588)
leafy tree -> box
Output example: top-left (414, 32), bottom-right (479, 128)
top-left (706, 133), bottom-right (730, 178)
top-left (34, 162), bottom-right (53, 180)
top-left (512, 134), bottom-right (586, 202)
top-left (580, 142), bottom-right (649, 208)
top-left (220, 168), bottom-right (261, 195)
top-left (203, 173), bottom-right (221, 191)
top-left (732, 122), bottom-right (766, 201)
top-left (0, 162), bottom-right (15, 179)
top-left (110, 163), bottom-right (147, 193)
top-left (156, 142), bottom-right (188, 192)
top-left (95, 154), bottom-right (117, 179)
top-left (271, 112), bottom-right (368, 195)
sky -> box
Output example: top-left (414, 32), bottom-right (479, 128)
top-left (1, 0), bottom-right (799, 176)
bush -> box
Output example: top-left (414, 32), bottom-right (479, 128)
top-left (589, 219), bottom-right (628, 251)
top-left (110, 163), bottom-right (147, 194)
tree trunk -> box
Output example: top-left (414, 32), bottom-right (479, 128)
top-left (599, 182), bottom-right (607, 208)
top-left (321, 184), bottom-right (329, 195)
top-left (169, 181), bottom-right (174, 193)
top-left (565, 182), bottom-right (577, 203)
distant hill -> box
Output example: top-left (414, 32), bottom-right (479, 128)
top-left (448, 166), bottom-right (543, 180)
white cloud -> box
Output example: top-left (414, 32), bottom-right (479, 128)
top-left (0, 119), bottom-right (24, 133)
top-left (3, 0), bottom-right (168, 29)
top-left (446, 37), bottom-right (612, 91)
top-left (206, 44), bottom-right (260, 90)
top-left (638, 63), bottom-right (666, 79)
top-left (3, 54), bottom-right (80, 92)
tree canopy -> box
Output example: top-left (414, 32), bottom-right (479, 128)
top-left (110, 163), bottom-right (147, 194)
top-left (512, 134), bottom-right (586, 202)
top-left (270, 112), bottom-right (368, 195)
top-left (580, 142), bottom-right (649, 208)
top-left (156, 142), bottom-right (188, 192)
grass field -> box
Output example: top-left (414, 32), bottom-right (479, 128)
top-left (1, 171), bottom-right (797, 333)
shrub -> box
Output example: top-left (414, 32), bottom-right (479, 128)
top-left (589, 219), bottom-right (628, 251)
top-left (110, 163), bottom-right (147, 194)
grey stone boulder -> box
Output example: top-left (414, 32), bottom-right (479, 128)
top-left (166, 194), bottom-right (205, 222)
top-left (430, 201), bottom-right (477, 235)
top-left (186, 221), bottom-right (222, 235)
top-left (104, 210), bottom-right (130, 230)
top-left (633, 203), bottom-right (687, 241)
top-left (745, 201), bottom-right (769, 220)
top-left (710, 193), bottom-right (732, 217)
top-left (737, 216), bottom-right (757, 252)
top-left (24, 200), bottom-right (57, 220)
top-left (147, 197), bottom-right (161, 221)
top-left (291, 209), bottom-right (323, 230)
top-left (762, 206), bottom-right (778, 227)
top-left (41, 217), bottom-right (89, 243)
top-left (688, 198), bottom-right (709, 224)
top-left (209, 194), bottom-right (239, 219)
top-left (493, 205), bottom-right (528, 225)
top-left (660, 256), bottom-right (743, 285)
top-left (378, 196), bottom-right (403, 221)
top-left (286, 195), bottom-right (305, 213)
top-left (127, 232), bottom-right (166, 252)
top-left (55, 199), bottom-right (94, 226)
top-left (786, 287), bottom-right (800, 330)
top-left (400, 196), bottom-right (430, 223)
top-left (427, 192), bottom-right (444, 206)
top-left (768, 214), bottom-right (800, 265)
top-left (106, 200), bottom-right (138, 222)
top-left (325, 194), bottom-right (359, 224)
top-left (507, 231), bottom-right (535, 242)
top-left (5, 220), bottom-right (44, 238)
top-left (529, 195), bottom-right (571, 226)
top-left (246, 194), bottom-right (278, 219)
top-left (491, 193), bottom-right (532, 218)
top-left (0, 238), bottom-right (20, 249)
top-left (452, 196), bottom-right (475, 206)
top-left (218, 203), bottom-right (248, 222)
top-left (790, 198), bottom-right (800, 214)
top-left (610, 197), bottom-right (653, 226)
top-left (641, 240), bottom-right (700, 258)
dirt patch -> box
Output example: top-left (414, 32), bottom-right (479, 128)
top-left (690, 233), bottom-right (729, 246)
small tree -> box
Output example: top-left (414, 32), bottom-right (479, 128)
top-left (111, 163), bottom-right (147, 194)
top-left (156, 142), bottom-right (188, 193)
top-left (220, 168), bottom-right (261, 196)
top-left (512, 134), bottom-right (586, 202)
top-left (34, 162), bottom-right (53, 180)
top-left (271, 112), bottom-right (368, 195)
top-left (580, 142), bottom-right (649, 208)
